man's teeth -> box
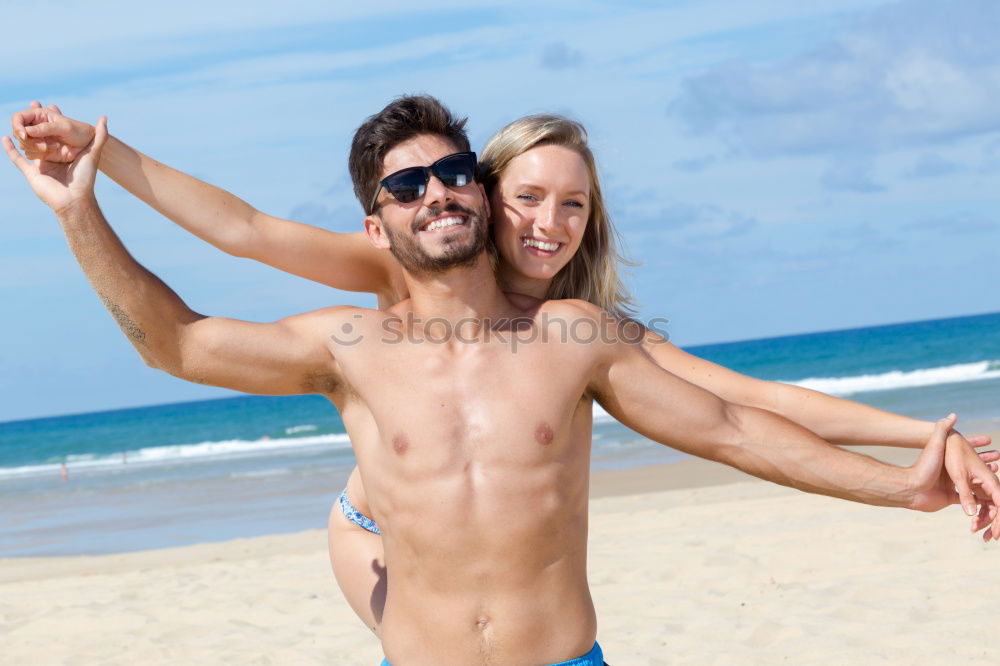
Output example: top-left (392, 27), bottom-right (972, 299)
top-left (425, 217), bottom-right (464, 231)
top-left (523, 238), bottom-right (560, 252)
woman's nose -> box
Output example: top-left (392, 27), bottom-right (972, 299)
top-left (536, 200), bottom-right (560, 234)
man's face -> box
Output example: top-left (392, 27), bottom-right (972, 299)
top-left (367, 134), bottom-right (490, 276)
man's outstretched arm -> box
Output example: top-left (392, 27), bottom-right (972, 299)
top-left (11, 102), bottom-right (399, 298)
top-left (4, 119), bottom-right (340, 396)
top-left (573, 303), bottom-right (1000, 538)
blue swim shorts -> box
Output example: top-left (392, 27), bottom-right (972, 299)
top-left (380, 641), bottom-right (607, 665)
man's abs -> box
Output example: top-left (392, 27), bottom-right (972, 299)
top-left (374, 458), bottom-right (598, 665)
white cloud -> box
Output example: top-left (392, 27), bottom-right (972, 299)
top-left (1, 2), bottom-right (515, 103)
top-left (672, 155), bottom-right (716, 172)
top-left (673, 0), bottom-right (1000, 157)
top-left (540, 42), bottom-right (585, 70)
top-left (902, 153), bottom-right (962, 179)
top-left (904, 212), bottom-right (997, 235)
top-left (821, 153), bottom-right (885, 192)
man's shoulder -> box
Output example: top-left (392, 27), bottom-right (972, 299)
top-left (282, 304), bottom-right (372, 321)
top-left (278, 305), bottom-right (384, 333)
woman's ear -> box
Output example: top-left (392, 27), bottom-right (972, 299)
top-left (479, 183), bottom-right (490, 224)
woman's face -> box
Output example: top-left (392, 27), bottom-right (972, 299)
top-left (489, 144), bottom-right (591, 293)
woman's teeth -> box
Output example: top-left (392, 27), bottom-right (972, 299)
top-left (425, 216), bottom-right (464, 231)
top-left (522, 238), bottom-right (560, 252)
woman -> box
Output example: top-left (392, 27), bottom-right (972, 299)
top-left (14, 103), bottom-right (999, 636)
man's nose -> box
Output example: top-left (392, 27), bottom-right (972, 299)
top-left (422, 173), bottom-right (452, 208)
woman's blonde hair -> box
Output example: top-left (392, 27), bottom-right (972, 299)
top-left (479, 114), bottom-right (637, 319)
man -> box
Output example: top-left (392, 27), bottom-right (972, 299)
top-left (4, 97), bottom-right (995, 665)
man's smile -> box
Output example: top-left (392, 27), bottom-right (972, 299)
top-left (419, 215), bottom-right (467, 232)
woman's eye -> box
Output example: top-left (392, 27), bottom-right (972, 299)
top-left (564, 200), bottom-right (584, 208)
top-left (516, 193), bottom-right (537, 202)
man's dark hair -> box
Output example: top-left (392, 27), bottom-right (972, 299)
top-left (350, 95), bottom-right (471, 215)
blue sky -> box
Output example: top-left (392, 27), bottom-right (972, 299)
top-left (2, 0), bottom-right (998, 421)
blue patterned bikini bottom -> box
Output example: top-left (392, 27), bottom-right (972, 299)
top-left (338, 488), bottom-right (380, 535)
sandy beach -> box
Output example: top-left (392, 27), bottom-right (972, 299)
top-left (3, 444), bottom-right (998, 665)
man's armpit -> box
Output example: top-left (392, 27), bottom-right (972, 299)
top-left (302, 371), bottom-right (342, 395)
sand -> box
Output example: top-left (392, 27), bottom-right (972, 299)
top-left (3, 445), bottom-right (998, 665)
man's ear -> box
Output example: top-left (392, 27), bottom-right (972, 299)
top-left (364, 213), bottom-right (392, 249)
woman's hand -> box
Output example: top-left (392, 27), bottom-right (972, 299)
top-left (944, 430), bottom-right (1000, 536)
top-left (906, 414), bottom-right (1000, 541)
top-left (4, 116), bottom-right (108, 213)
top-left (12, 101), bottom-right (95, 163)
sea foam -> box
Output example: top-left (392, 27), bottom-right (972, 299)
top-left (0, 432), bottom-right (353, 480)
top-left (788, 360), bottom-right (1000, 396)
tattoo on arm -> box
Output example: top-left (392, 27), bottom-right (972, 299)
top-left (99, 293), bottom-right (148, 347)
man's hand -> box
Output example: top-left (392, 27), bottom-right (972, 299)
top-left (12, 101), bottom-right (95, 163)
top-left (906, 414), bottom-right (1000, 540)
top-left (4, 116), bottom-right (108, 212)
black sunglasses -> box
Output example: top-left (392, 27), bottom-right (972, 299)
top-left (368, 151), bottom-right (477, 214)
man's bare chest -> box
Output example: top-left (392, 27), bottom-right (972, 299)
top-left (332, 334), bottom-right (594, 463)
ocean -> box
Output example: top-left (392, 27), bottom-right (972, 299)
top-left (2, 311), bottom-right (999, 557)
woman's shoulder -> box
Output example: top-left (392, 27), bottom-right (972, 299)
top-left (536, 297), bottom-right (605, 319)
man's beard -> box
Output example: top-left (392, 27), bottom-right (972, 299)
top-left (383, 201), bottom-right (489, 277)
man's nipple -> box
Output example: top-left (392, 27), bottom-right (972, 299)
top-left (535, 422), bottom-right (555, 446)
top-left (392, 434), bottom-right (409, 455)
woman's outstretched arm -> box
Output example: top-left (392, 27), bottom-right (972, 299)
top-left (12, 103), bottom-right (403, 301)
top-left (641, 329), bottom-right (999, 525)
top-left (642, 330), bottom-right (931, 447)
